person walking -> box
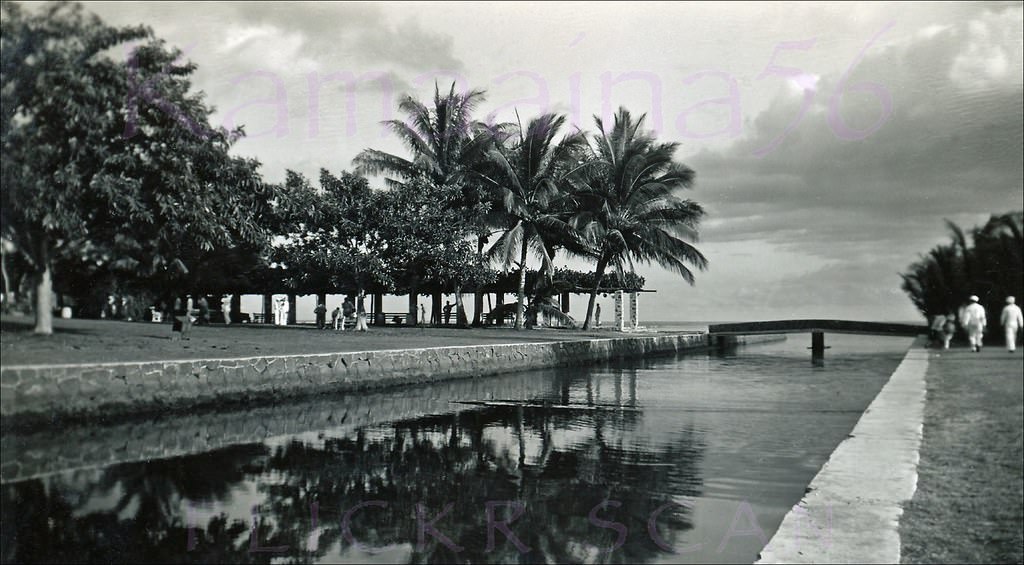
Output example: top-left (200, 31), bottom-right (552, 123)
top-left (419, 303), bottom-right (427, 325)
top-left (595, 303), bottom-right (602, 328)
top-left (929, 313), bottom-right (947, 348)
top-left (314, 301), bottom-right (327, 330)
top-left (962, 295), bottom-right (987, 352)
top-left (221, 295), bottom-right (232, 324)
top-left (1000, 296), bottom-right (1023, 353)
top-left (331, 306), bottom-right (341, 330)
top-left (941, 312), bottom-right (956, 350)
top-left (197, 296), bottom-right (210, 326)
top-left (341, 297), bottom-right (355, 331)
top-left (443, 301), bottom-right (453, 325)
top-left (171, 296), bottom-right (194, 340)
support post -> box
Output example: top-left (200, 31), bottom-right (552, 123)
top-left (287, 294), bottom-right (297, 325)
top-left (374, 293), bottom-right (384, 326)
top-left (811, 331), bottom-right (825, 362)
top-left (230, 293), bottom-right (241, 323)
top-left (629, 292), bottom-right (639, 329)
top-left (561, 291), bottom-right (570, 314)
top-left (262, 294), bottom-right (273, 325)
top-left (614, 290), bottom-right (624, 331)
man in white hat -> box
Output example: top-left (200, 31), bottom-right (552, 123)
top-left (962, 295), bottom-right (987, 352)
top-left (1000, 296), bottom-right (1023, 353)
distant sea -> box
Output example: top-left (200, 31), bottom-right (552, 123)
top-left (643, 320), bottom-right (722, 332)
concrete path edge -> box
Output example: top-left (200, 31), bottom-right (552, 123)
top-left (756, 341), bottom-right (927, 564)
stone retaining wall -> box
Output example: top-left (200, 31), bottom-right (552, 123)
top-left (1, 333), bottom-right (712, 426)
top-left (0, 369), bottom-right (564, 484)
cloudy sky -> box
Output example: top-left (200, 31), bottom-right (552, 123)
top-left (75, 1), bottom-right (1023, 321)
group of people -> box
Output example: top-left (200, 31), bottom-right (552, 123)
top-left (931, 295), bottom-right (1023, 353)
top-left (314, 296), bottom-right (367, 332)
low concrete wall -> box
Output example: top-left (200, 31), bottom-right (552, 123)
top-left (1, 333), bottom-right (709, 426)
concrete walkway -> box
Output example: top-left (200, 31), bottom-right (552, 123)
top-left (757, 340), bottom-right (928, 563)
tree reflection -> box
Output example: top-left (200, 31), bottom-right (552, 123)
top-left (2, 372), bottom-right (706, 564)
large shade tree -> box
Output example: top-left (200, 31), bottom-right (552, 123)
top-left (479, 113), bottom-right (588, 329)
top-left (1, 1), bottom-right (271, 333)
top-left (375, 177), bottom-right (493, 326)
top-left (572, 108), bottom-right (708, 329)
top-left (269, 169), bottom-right (391, 299)
top-left (353, 82), bottom-right (501, 325)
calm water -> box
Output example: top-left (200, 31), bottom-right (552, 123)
top-left (1, 335), bottom-right (912, 564)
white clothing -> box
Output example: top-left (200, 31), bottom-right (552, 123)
top-left (1001, 304), bottom-right (1024, 330)
top-left (274, 297), bottom-right (289, 326)
top-left (963, 302), bottom-right (987, 330)
top-left (1001, 304), bottom-right (1023, 351)
top-left (963, 302), bottom-right (987, 350)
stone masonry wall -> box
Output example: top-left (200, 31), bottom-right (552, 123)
top-left (1, 369), bottom-right (564, 483)
top-left (1, 334), bottom-right (709, 426)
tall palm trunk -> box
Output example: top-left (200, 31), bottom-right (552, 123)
top-left (583, 254), bottom-right (608, 330)
top-left (33, 238), bottom-right (53, 335)
top-left (515, 238), bottom-right (529, 330)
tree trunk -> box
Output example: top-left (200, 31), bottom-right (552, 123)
top-left (472, 290), bottom-right (483, 326)
top-left (33, 240), bottom-right (53, 335)
top-left (582, 255), bottom-right (608, 330)
top-left (432, 292), bottom-right (442, 325)
top-left (407, 286), bottom-right (418, 327)
top-left (455, 286), bottom-right (468, 327)
top-left (472, 235), bottom-right (485, 326)
top-left (515, 239), bottom-right (529, 330)
top-left (355, 288), bottom-right (368, 331)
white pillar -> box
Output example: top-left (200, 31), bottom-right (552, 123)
top-left (629, 292), bottom-right (639, 329)
top-left (614, 290), bottom-right (625, 331)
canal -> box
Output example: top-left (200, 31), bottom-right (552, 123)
top-left (0, 334), bottom-right (913, 563)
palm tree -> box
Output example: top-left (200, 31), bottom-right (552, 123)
top-left (352, 82), bottom-right (495, 186)
top-left (353, 82), bottom-right (497, 324)
top-left (572, 108), bottom-right (708, 329)
top-left (478, 113), bottom-right (588, 329)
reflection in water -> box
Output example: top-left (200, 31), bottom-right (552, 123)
top-left (2, 335), bottom-right (912, 564)
top-left (3, 372), bottom-right (705, 564)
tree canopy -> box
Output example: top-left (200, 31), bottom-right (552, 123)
top-left (902, 211), bottom-right (1023, 330)
top-left (2, 2), bottom-right (710, 332)
top-left (1, 1), bottom-right (274, 332)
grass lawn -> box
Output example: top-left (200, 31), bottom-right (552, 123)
top-left (900, 345), bottom-right (1024, 564)
top-left (0, 313), bottom-right (681, 366)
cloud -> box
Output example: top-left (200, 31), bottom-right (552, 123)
top-left (689, 3), bottom-right (1023, 263)
top-left (950, 4), bottom-right (1024, 89)
top-left (220, 2), bottom-right (463, 73)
